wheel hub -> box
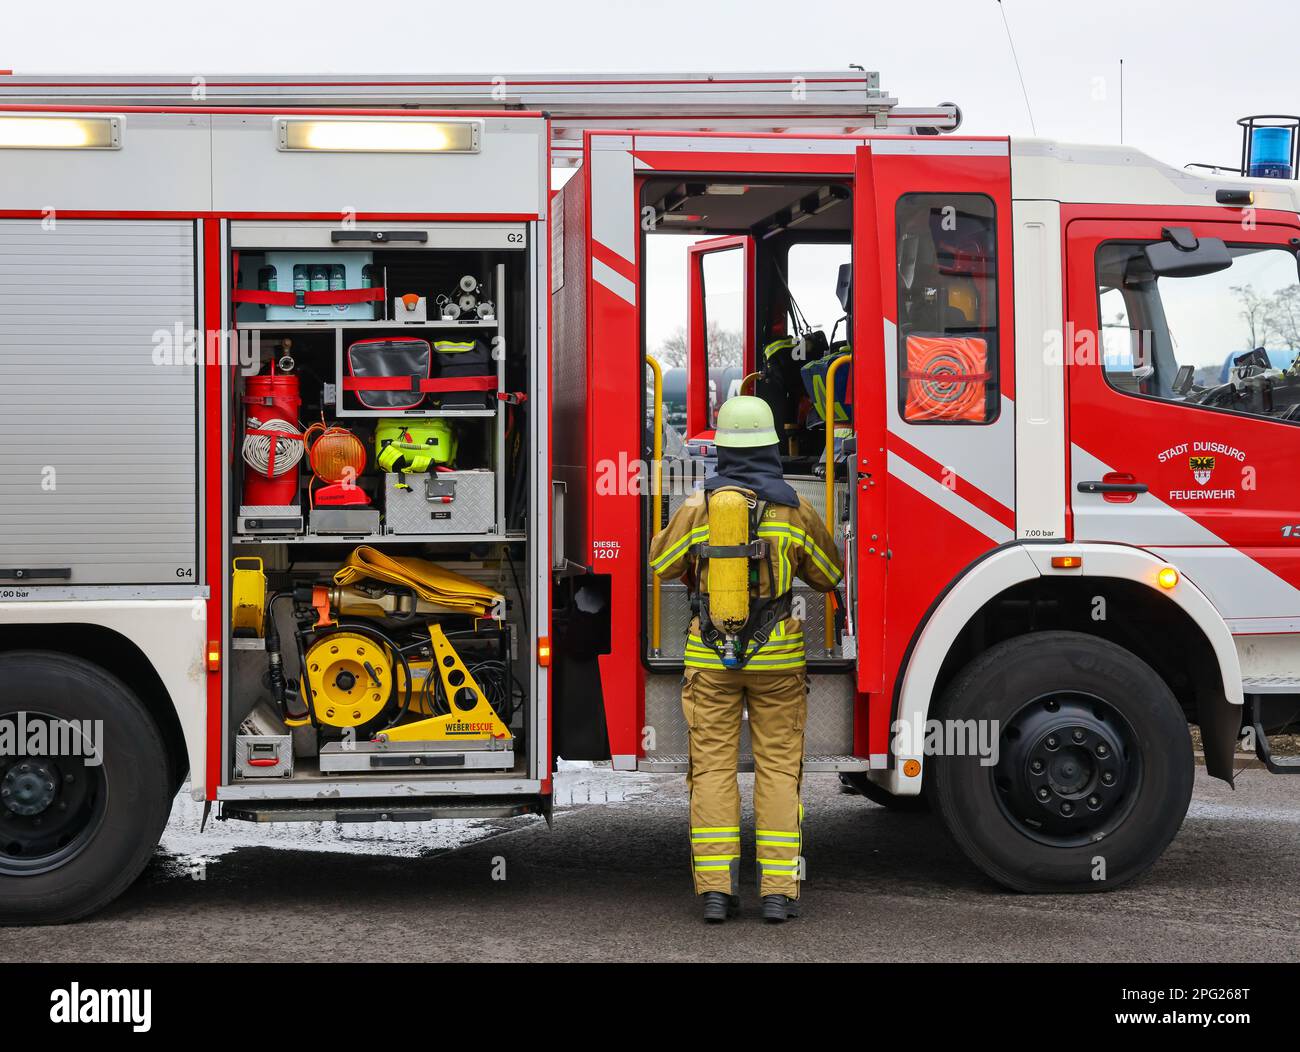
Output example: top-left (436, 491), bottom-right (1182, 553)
top-left (0, 712), bottom-right (106, 876)
top-left (994, 692), bottom-right (1140, 846)
top-left (2, 759), bottom-right (59, 817)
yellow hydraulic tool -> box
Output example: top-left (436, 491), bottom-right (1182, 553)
top-left (379, 624), bottom-right (513, 744)
top-left (706, 488), bottom-right (754, 666)
top-left (327, 584), bottom-right (460, 621)
top-left (301, 631), bottom-right (392, 729)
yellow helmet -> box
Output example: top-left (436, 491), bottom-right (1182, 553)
top-left (714, 395), bottom-right (778, 448)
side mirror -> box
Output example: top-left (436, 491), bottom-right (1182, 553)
top-left (1143, 227), bottom-right (1232, 278)
top-left (835, 262), bottom-right (853, 311)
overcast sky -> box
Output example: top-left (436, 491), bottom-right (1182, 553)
top-left (7, 0), bottom-right (1296, 169)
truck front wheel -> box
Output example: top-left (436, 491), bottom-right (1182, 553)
top-left (930, 631), bottom-right (1193, 893)
top-left (0, 651), bottom-right (173, 925)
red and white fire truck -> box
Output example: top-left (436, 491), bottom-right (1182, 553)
top-left (0, 71), bottom-right (1296, 924)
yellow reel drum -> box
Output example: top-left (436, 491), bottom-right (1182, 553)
top-left (303, 631), bottom-right (392, 728)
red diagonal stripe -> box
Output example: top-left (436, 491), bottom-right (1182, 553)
top-left (887, 432), bottom-right (1016, 531)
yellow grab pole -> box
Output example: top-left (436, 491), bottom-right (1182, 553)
top-left (824, 354), bottom-right (851, 654)
top-left (646, 355), bottom-right (664, 655)
top-left (739, 370), bottom-right (761, 396)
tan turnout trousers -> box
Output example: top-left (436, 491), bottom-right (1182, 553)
top-left (682, 666), bottom-right (808, 899)
top-left (650, 485), bottom-right (841, 901)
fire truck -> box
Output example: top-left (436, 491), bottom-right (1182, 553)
top-left (0, 71), bottom-right (1297, 924)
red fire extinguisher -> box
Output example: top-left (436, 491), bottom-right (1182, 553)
top-left (241, 369), bottom-right (303, 507)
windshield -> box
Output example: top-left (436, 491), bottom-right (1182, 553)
top-left (1097, 241), bottom-right (1300, 422)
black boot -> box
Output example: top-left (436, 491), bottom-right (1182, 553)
top-left (701, 892), bottom-right (740, 923)
top-left (761, 894), bottom-right (799, 923)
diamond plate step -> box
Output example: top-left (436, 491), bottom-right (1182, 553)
top-left (639, 754), bottom-right (868, 774)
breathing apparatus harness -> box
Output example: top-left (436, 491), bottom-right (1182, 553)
top-left (689, 491), bottom-right (794, 670)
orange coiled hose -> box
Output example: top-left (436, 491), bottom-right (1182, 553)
top-left (902, 335), bottom-right (991, 422)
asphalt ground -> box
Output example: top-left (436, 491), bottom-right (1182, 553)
top-left (1, 763), bottom-right (1297, 963)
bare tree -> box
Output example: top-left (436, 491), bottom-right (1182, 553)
top-left (1232, 283), bottom-right (1273, 349)
top-left (1264, 284), bottom-right (1300, 350)
top-left (653, 323), bottom-right (744, 370)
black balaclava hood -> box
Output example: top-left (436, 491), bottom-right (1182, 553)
top-left (701, 441), bottom-right (799, 507)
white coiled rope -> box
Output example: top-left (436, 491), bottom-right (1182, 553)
top-left (242, 417), bottom-right (304, 477)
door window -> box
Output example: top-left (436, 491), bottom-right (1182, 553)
top-left (700, 246), bottom-right (746, 428)
top-left (895, 193), bottom-right (1000, 424)
top-left (1096, 242), bottom-right (1300, 421)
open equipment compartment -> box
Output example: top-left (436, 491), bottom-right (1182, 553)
top-left (224, 220), bottom-right (541, 794)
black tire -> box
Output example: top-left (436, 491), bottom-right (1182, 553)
top-left (839, 771), bottom-right (930, 812)
top-left (0, 651), bottom-right (172, 925)
top-left (930, 631), bottom-right (1193, 893)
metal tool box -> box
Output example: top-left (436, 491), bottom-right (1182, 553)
top-left (383, 470), bottom-right (496, 535)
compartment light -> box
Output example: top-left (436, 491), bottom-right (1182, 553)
top-left (0, 115), bottom-right (121, 150)
top-left (276, 118), bottom-right (480, 154)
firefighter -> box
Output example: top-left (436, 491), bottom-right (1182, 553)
top-left (649, 395), bottom-right (843, 923)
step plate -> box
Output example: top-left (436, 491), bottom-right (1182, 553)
top-left (220, 795), bottom-right (540, 824)
top-left (639, 754), bottom-right (868, 774)
top-left (1243, 676), bottom-right (1300, 695)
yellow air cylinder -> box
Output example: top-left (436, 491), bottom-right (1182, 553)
top-left (707, 490), bottom-right (752, 631)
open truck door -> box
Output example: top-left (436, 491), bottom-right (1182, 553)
top-left (856, 139), bottom-right (1018, 788)
top-left (684, 235), bottom-right (756, 440)
top-left (552, 131), bottom-right (874, 775)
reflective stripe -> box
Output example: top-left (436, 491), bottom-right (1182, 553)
top-left (763, 337), bottom-right (795, 360)
top-left (757, 858), bottom-right (800, 869)
top-left (755, 829), bottom-right (800, 837)
top-left (755, 834), bottom-right (800, 845)
top-left (694, 854), bottom-right (741, 861)
top-left (693, 863), bottom-right (734, 871)
top-left (684, 655), bottom-right (806, 671)
top-left (651, 525), bottom-right (708, 572)
top-left (690, 826), bottom-right (741, 834)
top-left (760, 522), bottom-right (840, 582)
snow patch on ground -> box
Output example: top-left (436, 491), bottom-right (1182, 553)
top-left (156, 760), bottom-right (667, 869)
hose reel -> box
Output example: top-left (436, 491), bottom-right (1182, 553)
top-left (302, 631), bottom-right (392, 728)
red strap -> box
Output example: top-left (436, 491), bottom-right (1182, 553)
top-left (342, 376), bottom-right (498, 393)
top-left (232, 287), bottom-right (386, 306)
top-left (245, 427), bottom-right (303, 479)
top-left (901, 370), bottom-right (992, 383)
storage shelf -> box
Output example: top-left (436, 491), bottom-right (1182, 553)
top-left (332, 407), bottom-right (496, 419)
top-left (239, 319), bottom-right (498, 331)
top-left (233, 532), bottom-right (510, 546)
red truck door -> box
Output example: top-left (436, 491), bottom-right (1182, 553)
top-left (855, 141), bottom-right (1018, 763)
top-left (685, 235), bottom-right (755, 440)
top-left (1066, 214), bottom-right (1300, 634)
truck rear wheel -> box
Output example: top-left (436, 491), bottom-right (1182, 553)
top-left (930, 631), bottom-right (1193, 893)
top-left (0, 651), bottom-right (172, 925)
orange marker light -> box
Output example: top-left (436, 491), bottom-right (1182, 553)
top-left (902, 759), bottom-right (922, 778)
top-left (537, 637), bottom-right (552, 667)
top-left (1051, 555), bottom-right (1083, 569)
top-left (206, 641), bottom-right (221, 672)
top-left (1157, 566), bottom-right (1180, 590)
